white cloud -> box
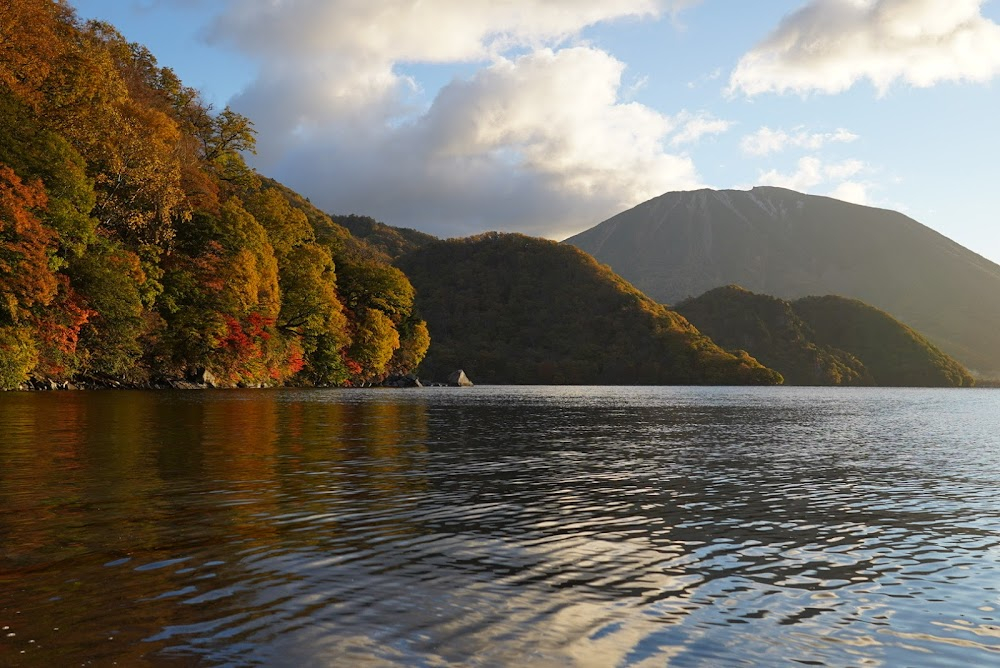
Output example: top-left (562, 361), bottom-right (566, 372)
top-left (210, 0), bottom-right (674, 62)
top-left (757, 156), bottom-right (871, 203)
top-left (740, 126), bottom-right (859, 155)
top-left (258, 48), bottom-right (703, 239)
top-left (829, 181), bottom-right (870, 205)
top-left (670, 112), bottom-right (732, 146)
top-left (199, 0), bottom-right (703, 236)
top-left (729, 0), bottom-right (1000, 96)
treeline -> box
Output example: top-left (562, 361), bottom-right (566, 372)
top-left (0, 0), bottom-right (427, 389)
top-left (398, 233), bottom-right (782, 385)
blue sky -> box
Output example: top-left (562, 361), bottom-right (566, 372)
top-left (70, 1), bottom-right (1000, 263)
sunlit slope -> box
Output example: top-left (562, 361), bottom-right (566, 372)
top-left (677, 286), bottom-right (973, 387)
top-left (397, 233), bottom-right (781, 385)
top-left (566, 187), bottom-right (1000, 377)
top-left (332, 214), bottom-right (437, 261)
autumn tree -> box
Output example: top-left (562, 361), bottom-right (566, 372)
top-left (0, 166), bottom-right (57, 324)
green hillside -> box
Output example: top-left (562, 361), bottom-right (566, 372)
top-left (397, 233), bottom-right (782, 385)
top-left (677, 286), bottom-right (972, 387)
top-left (793, 295), bottom-right (973, 387)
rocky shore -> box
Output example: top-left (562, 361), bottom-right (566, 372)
top-left (17, 369), bottom-right (475, 391)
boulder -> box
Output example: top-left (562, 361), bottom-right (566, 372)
top-left (189, 367), bottom-right (218, 388)
top-left (447, 370), bottom-right (473, 387)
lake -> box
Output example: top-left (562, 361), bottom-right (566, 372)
top-left (1, 386), bottom-right (999, 666)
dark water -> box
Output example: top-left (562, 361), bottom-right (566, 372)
top-left (1, 387), bottom-right (1000, 667)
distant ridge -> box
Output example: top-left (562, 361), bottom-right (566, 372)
top-left (677, 286), bottom-right (973, 387)
top-left (565, 187), bottom-right (1000, 377)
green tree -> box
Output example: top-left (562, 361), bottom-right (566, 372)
top-left (347, 307), bottom-right (400, 382)
top-left (70, 241), bottom-right (148, 379)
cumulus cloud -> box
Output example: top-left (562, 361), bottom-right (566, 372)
top-left (730, 0), bottom-right (1000, 95)
top-left (756, 156), bottom-right (871, 204)
top-left (256, 48), bottom-right (703, 238)
top-left (192, 0), bottom-right (706, 237)
top-left (741, 126), bottom-right (858, 156)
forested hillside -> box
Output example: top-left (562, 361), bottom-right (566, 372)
top-left (332, 214), bottom-right (437, 261)
top-left (398, 233), bottom-right (782, 385)
top-left (0, 0), bottom-right (427, 389)
top-left (677, 286), bottom-right (972, 387)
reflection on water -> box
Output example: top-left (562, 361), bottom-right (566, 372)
top-left (2, 386), bottom-right (1000, 666)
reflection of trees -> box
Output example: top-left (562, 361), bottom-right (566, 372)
top-left (272, 391), bottom-right (431, 545)
top-left (0, 389), bottom-right (437, 664)
top-left (0, 393), bottom-right (86, 569)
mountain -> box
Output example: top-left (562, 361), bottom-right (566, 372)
top-left (565, 187), bottom-right (1000, 378)
top-left (676, 286), bottom-right (973, 387)
top-left (397, 233), bottom-right (782, 385)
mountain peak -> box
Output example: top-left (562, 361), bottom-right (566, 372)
top-left (565, 187), bottom-right (1000, 378)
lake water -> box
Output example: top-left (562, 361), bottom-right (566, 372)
top-left (1, 386), bottom-right (1000, 667)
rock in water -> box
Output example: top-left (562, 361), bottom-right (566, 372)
top-left (448, 370), bottom-right (473, 387)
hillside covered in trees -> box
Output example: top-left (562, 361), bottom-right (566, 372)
top-left (332, 214), bottom-right (437, 261)
top-left (398, 234), bottom-right (782, 385)
top-left (676, 286), bottom-right (973, 387)
top-left (0, 0), bottom-right (428, 389)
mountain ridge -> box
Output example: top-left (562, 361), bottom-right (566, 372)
top-left (566, 186), bottom-right (1000, 377)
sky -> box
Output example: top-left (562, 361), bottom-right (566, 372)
top-left (69, 0), bottom-right (1000, 263)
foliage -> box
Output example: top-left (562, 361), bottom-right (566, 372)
top-left (69, 241), bottom-right (148, 378)
top-left (332, 214), bottom-right (436, 260)
top-left (0, 2), bottom-right (425, 387)
top-left (397, 233), bottom-right (782, 385)
top-left (0, 165), bottom-right (58, 324)
top-left (0, 326), bottom-right (38, 389)
top-left (346, 307), bottom-right (400, 382)
top-left (390, 317), bottom-right (431, 376)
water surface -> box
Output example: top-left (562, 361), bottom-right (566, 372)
top-left (1, 386), bottom-right (999, 666)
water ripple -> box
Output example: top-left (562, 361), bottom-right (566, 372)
top-left (2, 387), bottom-right (1000, 666)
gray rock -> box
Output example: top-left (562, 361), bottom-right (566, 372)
top-left (190, 367), bottom-right (218, 388)
top-left (447, 370), bottom-right (473, 387)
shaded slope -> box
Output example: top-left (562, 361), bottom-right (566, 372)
top-left (397, 233), bottom-right (781, 385)
top-left (677, 286), bottom-right (973, 387)
top-left (565, 187), bottom-right (1000, 377)
top-left (793, 296), bottom-right (973, 387)
top-left (676, 286), bottom-right (870, 385)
